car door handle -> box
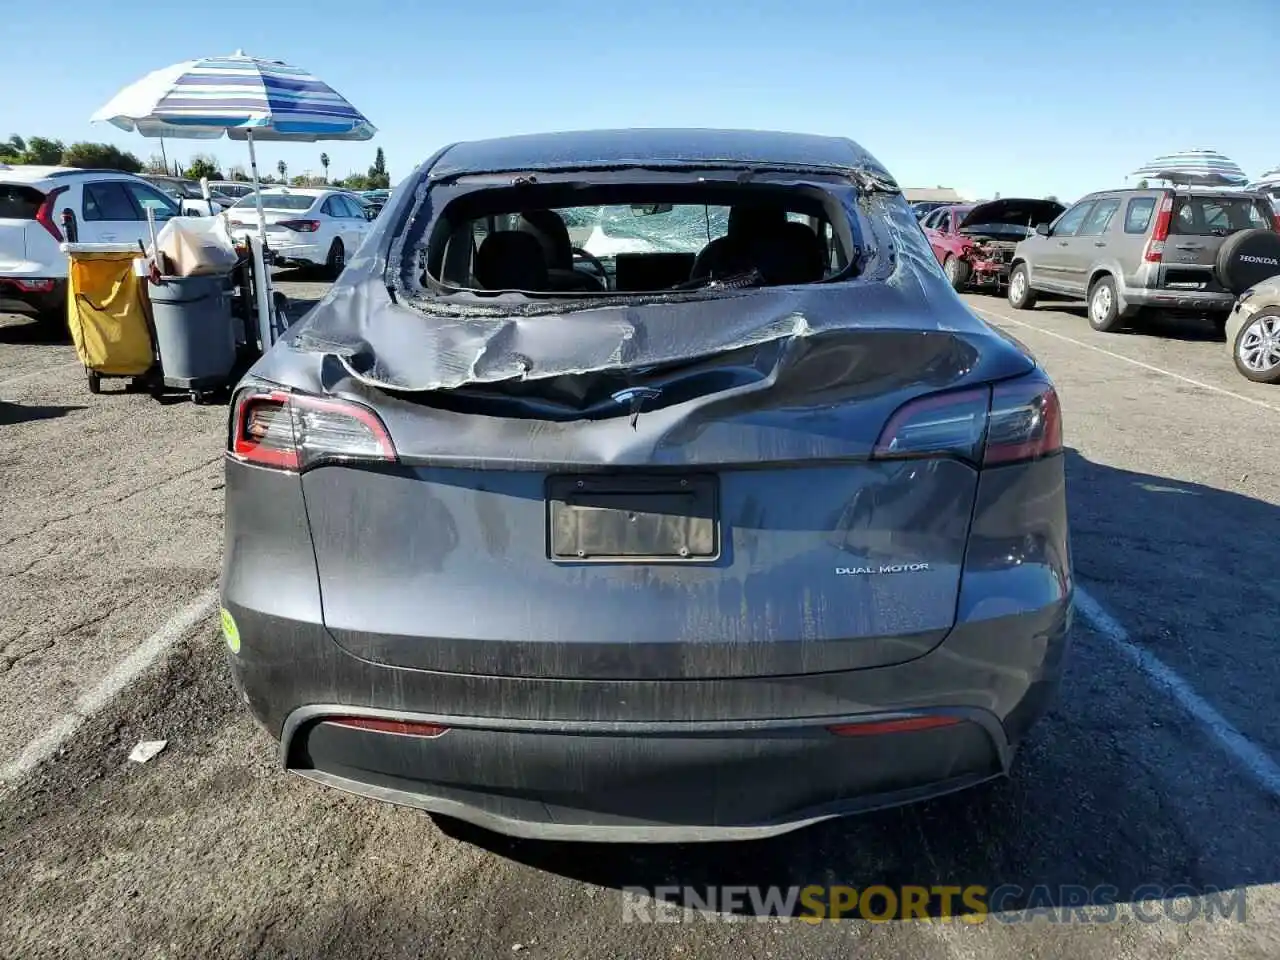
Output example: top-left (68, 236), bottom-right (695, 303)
top-left (1174, 242), bottom-right (1203, 250)
top-left (1058, 241), bottom-right (1069, 246)
top-left (1094, 241), bottom-right (1107, 247)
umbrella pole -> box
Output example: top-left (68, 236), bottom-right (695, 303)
top-left (245, 130), bottom-right (273, 352)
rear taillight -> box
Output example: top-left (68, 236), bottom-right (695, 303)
top-left (10, 278), bottom-right (56, 292)
top-left (872, 387), bottom-right (990, 464)
top-left (34, 186), bottom-right (68, 241)
top-left (1272, 214), bottom-right (1280, 233)
top-left (873, 374), bottom-right (1062, 467)
top-left (228, 388), bottom-right (397, 472)
top-left (278, 219), bottom-right (320, 233)
top-left (1143, 195), bottom-right (1174, 263)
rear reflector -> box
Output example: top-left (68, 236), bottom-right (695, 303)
top-left (326, 717), bottom-right (449, 738)
top-left (229, 387), bottom-right (397, 472)
top-left (872, 373), bottom-right (1063, 467)
top-left (826, 715), bottom-right (960, 737)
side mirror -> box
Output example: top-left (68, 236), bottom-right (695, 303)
top-left (1035, 222), bottom-right (1051, 237)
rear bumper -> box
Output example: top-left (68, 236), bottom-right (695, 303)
top-left (281, 703), bottom-right (1019, 842)
top-left (225, 599), bottom-right (1069, 841)
top-left (1121, 286), bottom-right (1235, 313)
top-left (0, 277), bottom-right (65, 313)
top-left (229, 235), bottom-right (325, 265)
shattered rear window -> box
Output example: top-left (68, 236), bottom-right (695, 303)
top-left (414, 179), bottom-right (857, 302)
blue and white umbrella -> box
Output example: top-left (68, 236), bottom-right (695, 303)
top-left (92, 51), bottom-right (375, 143)
top-left (1130, 149), bottom-right (1249, 187)
top-left (91, 51), bottom-right (376, 347)
top-left (1247, 166), bottom-right (1280, 193)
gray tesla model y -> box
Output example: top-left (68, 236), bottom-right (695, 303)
top-left (220, 128), bottom-right (1072, 843)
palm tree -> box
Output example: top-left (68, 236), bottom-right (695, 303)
top-left (277, 160), bottom-right (287, 183)
top-left (320, 152), bottom-right (330, 184)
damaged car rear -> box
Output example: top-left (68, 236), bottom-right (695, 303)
top-left (220, 128), bottom-right (1072, 842)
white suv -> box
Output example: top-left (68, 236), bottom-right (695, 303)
top-left (0, 165), bottom-right (181, 324)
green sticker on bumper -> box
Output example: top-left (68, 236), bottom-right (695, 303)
top-left (220, 607), bottom-right (241, 654)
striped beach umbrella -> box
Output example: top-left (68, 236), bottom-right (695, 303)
top-left (91, 52), bottom-right (376, 348)
top-left (1130, 149), bottom-right (1248, 187)
top-left (92, 51), bottom-right (375, 142)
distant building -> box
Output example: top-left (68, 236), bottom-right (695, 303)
top-left (903, 186), bottom-right (965, 204)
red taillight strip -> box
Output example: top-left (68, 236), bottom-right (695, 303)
top-left (826, 715), bottom-right (960, 737)
top-left (231, 390), bottom-right (299, 469)
top-left (34, 186), bottom-right (67, 242)
top-left (1144, 194), bottom-right (1174, 263)
top-left (326, 717), bottom-right (449, 738)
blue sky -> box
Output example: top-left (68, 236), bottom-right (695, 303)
top-left (5, 0), bottom-right (1277, 200)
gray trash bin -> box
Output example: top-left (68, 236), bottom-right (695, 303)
top-left (148, 274), bottom-right (237, 398)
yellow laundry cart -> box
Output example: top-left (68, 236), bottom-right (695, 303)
top-left (63, 244), bottom-right (156, 394)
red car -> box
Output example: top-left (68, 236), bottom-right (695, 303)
top-left (922, 198), bottom-right (1064, 292)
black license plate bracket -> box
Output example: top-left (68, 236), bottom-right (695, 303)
top-left (547, 474), bottom-right (720, 562)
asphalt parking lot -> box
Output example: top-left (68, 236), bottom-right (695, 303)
top-left (1, 278), bottom-right (1278, 959)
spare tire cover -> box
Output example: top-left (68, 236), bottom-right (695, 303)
top-left (1216, 228), bottom-right (1280, 295)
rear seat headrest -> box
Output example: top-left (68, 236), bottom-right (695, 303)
top-left (474, 231), bottom-right (549, 291)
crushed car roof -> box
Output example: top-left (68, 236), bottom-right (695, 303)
top-left (427, 128), bottom-right (894, 181)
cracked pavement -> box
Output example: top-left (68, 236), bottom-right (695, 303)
top-left (0, 283), bottom-right (1277, 959)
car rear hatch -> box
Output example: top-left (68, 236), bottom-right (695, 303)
top-left (1157, 192), bottom-right (1275, 291)
top-left (234, 316), bottom-right (1050, 683)
top-left (0, 181), bottom-right (68, 289)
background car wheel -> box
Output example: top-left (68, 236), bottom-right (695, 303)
top-left (1087, 276), bottom-right (1122, 332)
top-left (943, 255), bottom-right (971, 292)
top-left (325, 240), bottom-right (346, 280)
top-left (1007, 264), bottom-right (1036, 309)
top-left (1233, 311), bottom-right (1280, 384)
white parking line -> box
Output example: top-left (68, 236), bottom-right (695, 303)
top-left (972, 305), bottom-right (1280, 415)
top-left (1074, 586), bottom-right (1280, 798)
top-left (0, 587), bottom-right (218, 789)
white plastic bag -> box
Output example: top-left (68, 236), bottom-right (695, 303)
top-left (154, 216), bottom-right (238, 277)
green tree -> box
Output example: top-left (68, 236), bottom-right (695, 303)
top-left (146, 155), bottom-right (169, 174)
top-left (61, 142), bottom-right (143, 172)
top-left (276, 160), bottom-right (287, 182)
top-left (227, 165), bottom-right (249, 182)
top-left (320, 152), bottom-right (330, 183)
top-left (22, 137), bottom-right (65, 164)
top-left (342, 172), bottom-right (370, 191)
top-left (184, 155), bottom-right (222, 180)
top-left (366, 147), bottom-right (389, 189)
top-left (1, 134), bottom-right (26, 162)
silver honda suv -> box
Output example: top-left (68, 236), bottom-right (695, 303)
top-left (1007, 187), bottom-right (1280, 332)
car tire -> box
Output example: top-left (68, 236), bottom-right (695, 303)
top-left (1232, 310), bottom-right (1280, 384)
top-left (325, 240), bottom-right (346, 280)
top-left (943, 255), bottom-right (971, 292)
top-left (1007, 264), bottom-right (1037, 309)
top-left (1087, 275), bottom-right (1122, 332)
